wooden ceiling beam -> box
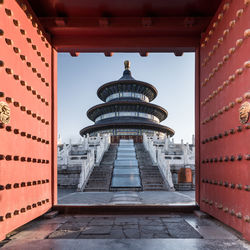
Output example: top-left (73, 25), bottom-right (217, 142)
top-left (40, 16), bottom-right (211, 31)
top-left (104, 52), bottom-right (114, 57)
top-left (140, 52), bottom-right (149, 57)
top-left (54, 35), bottom-right (199, 53)
top-left (70, 52), bottom-right (79, 57)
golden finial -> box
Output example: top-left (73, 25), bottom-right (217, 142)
top-left (124, 60), bottom-right (130, 70)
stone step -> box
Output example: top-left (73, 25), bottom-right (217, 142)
top-left (143, 181), bottom-right (164, 184)
top-left (87, 176), bottom-right (110, 179)
top-left (141, 172), bottom-right (161, 174)
top-left (140, 174), bottom-right (163, 177)
top-left (90, 173), bottom-right (111, 176)
top-left (89, 176), bottom-right (111, 179)
top-left (88, 178), bottom-right (111, 181)
top-left (143, 187), bottom-right (165, 190)
top-left (85, 183), bottom-right (110, 187)
top-left (110, 187), bottom-right (143, 192)
top-left (143, 183), bottom-right (165, 187)
top-left (89, 172), bottom-right (112, 175)
top-left (86, 184), bottom-right (110, 188)
top-left (84, 188), bottom-right (109, 192)
top-left (174, 183), bottom-right (194, 191)
top-left (89, 173), bottom-right (111, 176)
top-left (86, 180), bottom-right (110, 183)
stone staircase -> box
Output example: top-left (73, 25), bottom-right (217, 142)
top-left (135, 143), bottom-right (168, 191)
top-left (175, 183), bottom-right (195, 191)
top-left (84, 143), bottom-right (168, 192)
top-left (58, 165), bottom-right (81, 189)
top-left (83, 144), bottom-right (117, 192)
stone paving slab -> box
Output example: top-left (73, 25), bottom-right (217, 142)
top-left (58, 190), bottom-right (195, 205)
top-left (58, 223), bottom-right (86, 231)
top-left (138, 218), bottom-right (162, 225)
top-left (185, 217), bottom-right (239, 240)
top-left (123, 228), bottom-right (140, 238)
top-left (89, 218), bottom-right (115, 226)
top-left (16, 214), bottom-right (238, 241)
top-left (81, 226), bottom-right (112, 235)
top-left (164, 221), bottom-right (202, 238)
top-left (71, 216), bottom-right (93, 223)
top-left (110, 192), bottom-right (142, 204)
top-left (161, 217), bottom-right (184, 223)
top-left (47, 230), bottom-right (81, 239)
top-left (114, 217), bottom-right (139, 225)
top-left (58, 192), bottom-right (114, 205)
top-left (140, 225), bottom-right (166, 234)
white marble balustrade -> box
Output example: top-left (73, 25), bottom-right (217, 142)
top-left (57, 134), bottom-right (111, 190)
top-left (142, 133), bottom-right (195, 190)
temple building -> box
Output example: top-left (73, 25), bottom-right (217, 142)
top-left (80, 61), bottom-right (174, 142)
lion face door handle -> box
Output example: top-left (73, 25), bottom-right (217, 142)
top-left (0, 101), bottom-right (10, 124)
top-left (239, 102), bottom-right (250, 124)
top-left (239, 101), bottom-right (250, 124)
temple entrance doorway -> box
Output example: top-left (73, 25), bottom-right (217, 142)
top-left (1, 0), bottom-right (249, 242)
top-left (111, 136), bottom-right (143, 144)
top-left (57, 52), bottom-right (195, 206)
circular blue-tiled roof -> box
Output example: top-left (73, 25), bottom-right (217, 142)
top-left (97, 69), bottom-right (158, 102)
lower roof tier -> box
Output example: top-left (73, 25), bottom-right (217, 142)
top-left (80, 120), bottom-right (175, 137)
top-left (87, 101), bottom-right (168, 122)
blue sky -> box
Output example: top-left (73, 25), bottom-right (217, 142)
top-left (58, 52), bottom-right (195, 143)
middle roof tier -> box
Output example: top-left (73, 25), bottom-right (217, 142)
top-left (87, 100), bottom-right (168, 122)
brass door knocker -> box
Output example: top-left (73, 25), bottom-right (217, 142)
top-left (239, 101), bottom-right (250, 124)
top-left (0, 101), bottom-right (10, 124)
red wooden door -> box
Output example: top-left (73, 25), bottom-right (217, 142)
top-left (198, 0), bottom-right (250, 240)
top-left (0, 0), bottom-right (57, 240)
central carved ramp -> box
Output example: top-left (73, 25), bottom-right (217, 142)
top-left (110, 139), bottom-right (142, 191)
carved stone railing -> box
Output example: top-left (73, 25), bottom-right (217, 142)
top-left (77, 149), bottom-right (95, 191)
top-left (157, 148), bottom-right (175, 190)
top-left (95, 134), bottom-right (110, 165)
top-left (143, 133), bottom-right (174, 190)
top-left (143, 133), bottom-right (157, 164)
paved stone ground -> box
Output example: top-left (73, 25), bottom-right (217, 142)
top-left (47, 215), bottom-right (202, 239)
top-left (1, 213), bottom-right (249, 249)
top-left (58, 188), bottom-right (76, 198)
top-left (58, 190), bottom-right (195, 205)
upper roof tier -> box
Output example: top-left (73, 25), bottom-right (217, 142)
top-left (97, 61), bottom-right (158, 102)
